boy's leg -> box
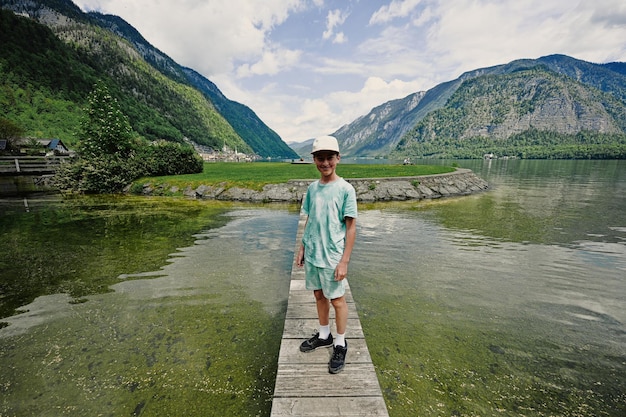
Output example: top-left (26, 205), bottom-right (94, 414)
top-left (329, 296), bottom-right (349, 374)
top-left (330, 296), bottom-right (348, 342)
top-left (314, 289), bottom-right (331, 329)
top-left (300, 266), bottom-right (334, 352)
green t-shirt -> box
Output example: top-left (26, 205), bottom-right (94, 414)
top-left (301, 177), bottom-right (358, 269)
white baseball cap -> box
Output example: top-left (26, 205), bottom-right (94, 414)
top-left (311, 135), bottom-right (340, 154)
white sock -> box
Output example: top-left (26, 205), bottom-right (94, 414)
top-left (334, 333), bottom-right (345, 347)
top-left (318, 325), bottom-right (331, 340)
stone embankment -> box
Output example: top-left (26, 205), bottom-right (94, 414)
top-left (142, 168), bottom-right (488, 203)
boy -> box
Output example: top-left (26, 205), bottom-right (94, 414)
top-left (296, 135), bottom-right (357, 374)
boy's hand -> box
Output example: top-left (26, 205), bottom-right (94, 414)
top-left (335, 260), bottom-right (348, 281)
top-left (296, 245), bottom-right (305, 267)
top-left (335, 216), bottom-right (355, 281)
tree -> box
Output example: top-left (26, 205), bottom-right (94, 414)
top-left (55, 81), bottom-right (139, 193)
top-left (0, 117), bottom-right (24, 153)
top-left (77, 81), bottom-right (134, 158)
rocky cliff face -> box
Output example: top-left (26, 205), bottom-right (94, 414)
top-left (334, 91), bottom-right (426, 156)
top-left (414, 68), bottom-right (625, 142)
top-left (329, 55), bottom-right (626, 157)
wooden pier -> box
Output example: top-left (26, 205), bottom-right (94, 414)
top-left (270, 214), bottom-right (389, 417)
top-left (0, 156), bottom-right (66, 176)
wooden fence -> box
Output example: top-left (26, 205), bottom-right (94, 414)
top-left (0, 156), bottom-right (67, 175)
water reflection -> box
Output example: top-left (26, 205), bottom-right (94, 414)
top-left (408, 159), bottom-right (626, 249)
top-left (114, 209), bottom-right (296, 314)
top-left (0, 196), bottom-right (233, 319)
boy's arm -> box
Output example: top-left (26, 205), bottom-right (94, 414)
top-left (296, 243), bottom-right (305, 267)
top-left (335, 216), bottom-right (356, 281)
top-left (296, 217), bottom-right (308, 267)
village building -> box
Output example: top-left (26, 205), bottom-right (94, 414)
top-left (11, 138), bottom-right (71, 156)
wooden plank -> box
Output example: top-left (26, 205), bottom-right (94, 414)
top-left (273, 363), bottom-right (382, 397)
top-left (271, 397), bottom-right (389, 417)
top-left (290, 267), bottom-right (305, 277)
top-left (0, 157), bottom-right (66, 175)
top-left (281, 318), bottom-right (364, 339)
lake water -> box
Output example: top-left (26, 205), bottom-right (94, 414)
top-left (0, 159), bottom-right (625, 416)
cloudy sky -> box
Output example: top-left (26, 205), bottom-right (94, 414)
top-left (72, 0), bottom-right (626, 143)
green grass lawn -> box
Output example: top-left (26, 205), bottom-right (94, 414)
top-left (136, 162), bottom-right (456, 191)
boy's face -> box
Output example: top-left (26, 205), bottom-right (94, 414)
top-left (313, 151), bottom-right (340, 179)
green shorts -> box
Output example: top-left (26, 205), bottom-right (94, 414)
top-left (304, 261), bottom-right (345, 300)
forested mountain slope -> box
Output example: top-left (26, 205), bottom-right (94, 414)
top-left (0, 0), bottom-right (297, 158)
top-left (183, 67), bottom-right (295, 159)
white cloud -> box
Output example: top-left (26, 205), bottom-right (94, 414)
top-left (411, 5), bottom-right (434, 27)
top-left (71, 0), bottom-right (626, 144)
top-left (369, 0), bottom-right (422, 24)
top-left (260, 76), bottom-right (424, 142)
top-left (329, 76), bottom-right (423, 119)
top-left (425, 0), bottom-right (626, 75)
top-left (236, 47), bottom-right (302, 77)
top-left (323, 8), bottom-right (349, 41)
top-left (74, 0), bottom-right (305, 76)
top-left (332, 32), bottom-right (347, 44)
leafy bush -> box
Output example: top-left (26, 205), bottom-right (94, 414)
top-left (54, 155), bottom-right (140, 194)
top-left (136, 140), bottom-right (203, 176)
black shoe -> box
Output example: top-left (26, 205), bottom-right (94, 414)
top-left (300, 332), bottom-right (334, 352)
top-left (328, 341), bottom-right (348, 374)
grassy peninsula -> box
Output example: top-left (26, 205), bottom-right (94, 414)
top-left (134, 162), bottom-right (456, 192)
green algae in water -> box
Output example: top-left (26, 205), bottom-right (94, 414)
top-left (0, 200), bottom-right (297, 416)
top-left (0, 205), bottom-right (296, 416)
top-left (351, 206), bottom-right (626, 417)
top-left (359, 294), bottom-right (625, 416)
top-left (0, 296), bottom-right (283, 416)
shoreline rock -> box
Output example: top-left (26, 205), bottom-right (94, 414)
top-left (142, 168), bottom-right (489, 203)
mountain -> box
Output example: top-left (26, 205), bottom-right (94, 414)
top-left (0, 0), bottom-right (298, 159)
top-left (333, 91), bottom-right (426, 156)
top-left (330, 54), bottom-right (626, 158)
top-left (182, 67), bottom-right (296, 159)
top-left (288, 139), bottom-right (314, 158)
